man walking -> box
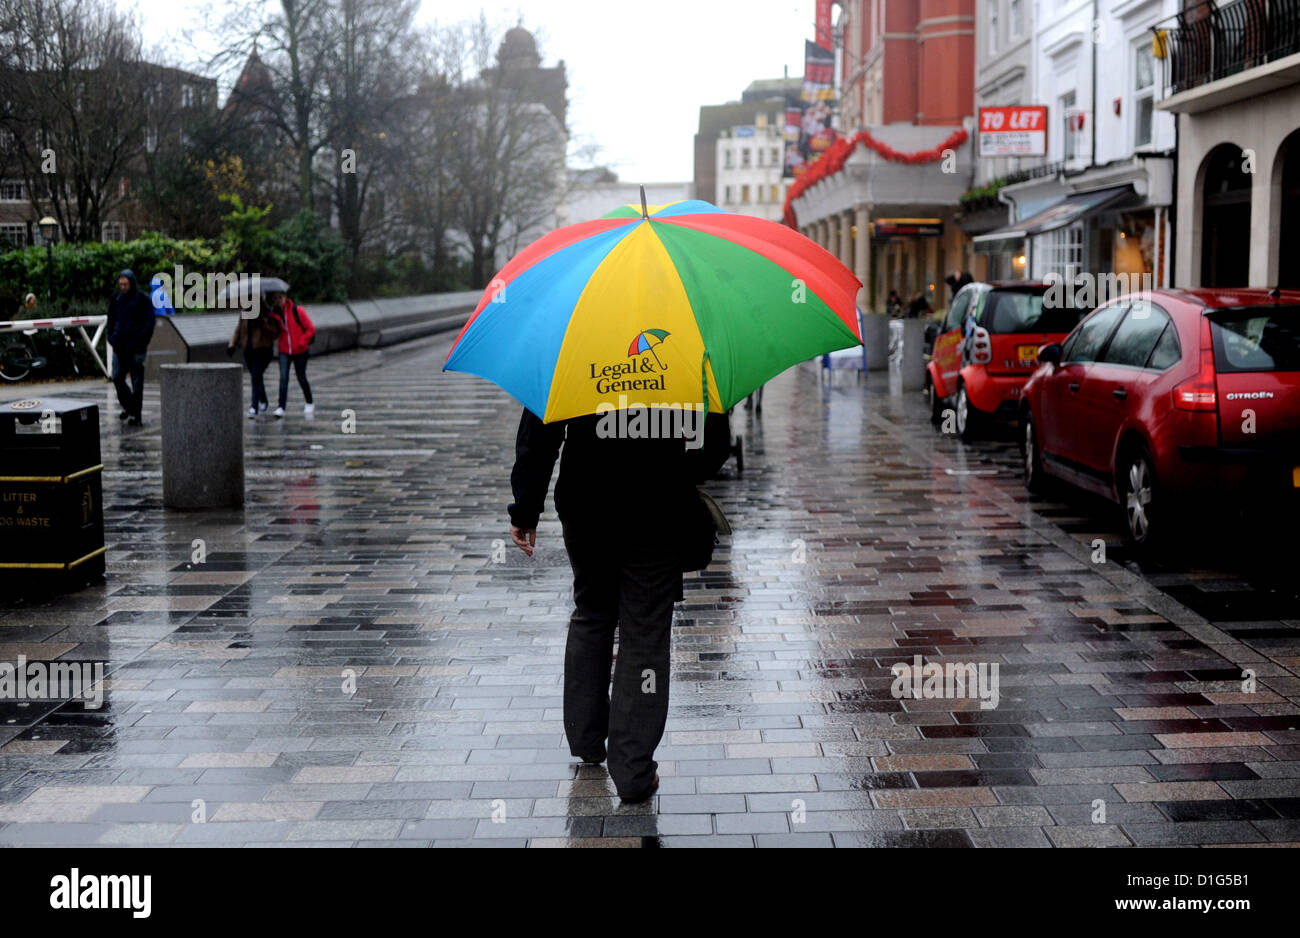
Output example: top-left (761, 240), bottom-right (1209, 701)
top-left (107, 270), bottom-right (155, 426)
top-left (508, 407), bottom-right (729, 803)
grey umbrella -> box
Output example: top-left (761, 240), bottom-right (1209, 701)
top-left (218, 276), bottom-right (289, 299)
top-left (220, 276), bottom-right (290, 313)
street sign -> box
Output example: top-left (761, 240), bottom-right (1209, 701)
top-left (978, 106), bottom-right (1048, 157)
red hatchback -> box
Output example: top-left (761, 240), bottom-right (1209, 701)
top-left (1020, 288), bottom-right (1300, 545)
top-left (926, 281), bottom-right (1084, 440)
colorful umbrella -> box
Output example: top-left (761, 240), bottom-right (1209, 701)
top-left (444, 195), bottom-right (862, 422)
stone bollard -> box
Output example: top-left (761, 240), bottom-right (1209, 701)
top-left (900, 319), bottom-right (928, 391)
top-left (160, 364), bottom-right (244, 509)
top-left (861, 313), bottom-right (890, 371)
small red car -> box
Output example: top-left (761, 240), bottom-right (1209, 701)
top-left (1020, 288), bottom-right (1300, 545)
top-left (926, 281), bottom-right (1084, 440)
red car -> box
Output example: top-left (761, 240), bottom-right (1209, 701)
top-left (1020, 288), bottom-right (1300, 545)
top-left (926, 281), bottom-right (1084, 440)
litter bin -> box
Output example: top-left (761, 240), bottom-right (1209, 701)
top-left (0, 396), bottom-right (105, 593)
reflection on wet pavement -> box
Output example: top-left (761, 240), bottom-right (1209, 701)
top-left (0, 335), bottom-right (1296, 847)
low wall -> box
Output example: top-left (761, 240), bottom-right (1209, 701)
top-left (145, 291), bottom-right (479, 380)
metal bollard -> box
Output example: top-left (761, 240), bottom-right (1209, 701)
top-left (160, 364), bottom-right (244, 509)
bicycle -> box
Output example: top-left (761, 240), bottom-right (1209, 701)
top-left (0, 328), bottom-right (81, 381)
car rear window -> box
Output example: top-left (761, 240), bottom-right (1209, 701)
top-left (984, 290), bottom-right (1085, 334)
top-left (1209, 307), bottom-right (1300, 373)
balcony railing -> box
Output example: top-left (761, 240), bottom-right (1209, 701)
top-left (1153, 0), bottom-right (1300, 96)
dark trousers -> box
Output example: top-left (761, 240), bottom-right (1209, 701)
top-left (278, 351), bottom-right (313, 408)
top-left (245, 347), bottom-right (274, 410)
top-left (561, 522), bottom-right (681, 797)
top-left (111, 348), bottom-right (147, 419)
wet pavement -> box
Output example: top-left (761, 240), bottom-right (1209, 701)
top-left (0, 333), bottom-right (1297, 847)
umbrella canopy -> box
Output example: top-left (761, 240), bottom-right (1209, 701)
top-left (219, 276), bottom-right (290, 306)
top-left (443, 198), bottom-right (862, 422)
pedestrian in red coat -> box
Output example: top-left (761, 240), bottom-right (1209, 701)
top-left (270, 291), bottom-right (316, 417)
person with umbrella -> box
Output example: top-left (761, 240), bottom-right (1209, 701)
top-left (446, 191), bottom-right (862, 804)
top-left (227, 291), bottom-right (283, 418)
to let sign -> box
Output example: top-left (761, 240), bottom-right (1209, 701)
top-left (978, 106), bottom-right (1048, 157)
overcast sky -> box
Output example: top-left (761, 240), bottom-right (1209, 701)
top-left (127, 0), bottom-right (815, 182)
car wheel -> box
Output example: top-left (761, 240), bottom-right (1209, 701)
top-left (1022, 410), bottom-right (1045, 493)
top-left (925, 375), bottom-right (944, 423)
top-left (955, 382), bottom-right (979, 442)
top-left (1120, 445), bottom-right (1160, 547)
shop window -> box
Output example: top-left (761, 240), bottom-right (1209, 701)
top-left (1034, 223), bottom-right (1084, 279)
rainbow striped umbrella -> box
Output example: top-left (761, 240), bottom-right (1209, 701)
top-left (443, 195), bottom-right (862, 422)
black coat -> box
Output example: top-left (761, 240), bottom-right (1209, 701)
top-left (509, 408), bottom-right (731, 544)
top-left (107, 273), bottom-right (156, 353)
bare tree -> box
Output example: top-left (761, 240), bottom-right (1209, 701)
top-left (389, 67), bottom-right (466, 290)
top-left (214, 0), bottom-right (331, 214)
top-left (319, 0), bottom-right (426, 278)
top-left (0, 0), bottom-right (153, 241)
top-left (443, 16), bottom-right (569, 288)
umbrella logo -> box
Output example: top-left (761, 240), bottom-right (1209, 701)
top-left (628, 329), bottom-right (670, 370)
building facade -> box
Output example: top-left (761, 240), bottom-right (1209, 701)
top-left (793, 0), bottom-right (977, 313)
top-left (695, 78), bottom-right (802, 209)
top-left (559, 171), bottom-right (692, 227)
top-left (970, 0), bottom-right (1179, 289)
top-left (0, 63), bottom-right (217, 249)
top-left (1154, 0), bottom-right (1300, 288)
top-left (716, 116), bottom-right (789, 221)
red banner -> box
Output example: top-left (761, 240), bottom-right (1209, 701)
top-left (816, 0), bottom-right (832, 51)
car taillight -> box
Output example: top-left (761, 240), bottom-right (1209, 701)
top-left (971, 326), bottom-right (992, 365)
top-left (1173, 317), bottom-right (1217, 411)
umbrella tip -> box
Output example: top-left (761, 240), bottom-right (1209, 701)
top-left (640, 185), bottom-right (648, 220)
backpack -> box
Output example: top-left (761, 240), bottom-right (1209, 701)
top-left (291, 304), bottom-right (316, 345)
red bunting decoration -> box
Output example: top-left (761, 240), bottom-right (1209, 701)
top-left (783, 127), bottom-right (970, 228)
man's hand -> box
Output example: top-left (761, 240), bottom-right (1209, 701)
top-left (510, 526), bottom-right (536, 557)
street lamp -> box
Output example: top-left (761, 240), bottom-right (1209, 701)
top-left (38, 216), bottom-right (58, 303)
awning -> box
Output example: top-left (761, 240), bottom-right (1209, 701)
top-left (972, 185), bottom-right (1137, 250)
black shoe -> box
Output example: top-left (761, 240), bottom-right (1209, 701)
top-left (578, 754), bottom-right (605, 765)
top-left (619, 774), bottom-right (659, 804)
top-left (119, 410), bottom-right (129, 421)
top-left (126, 415), bottom-right (142, 426)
